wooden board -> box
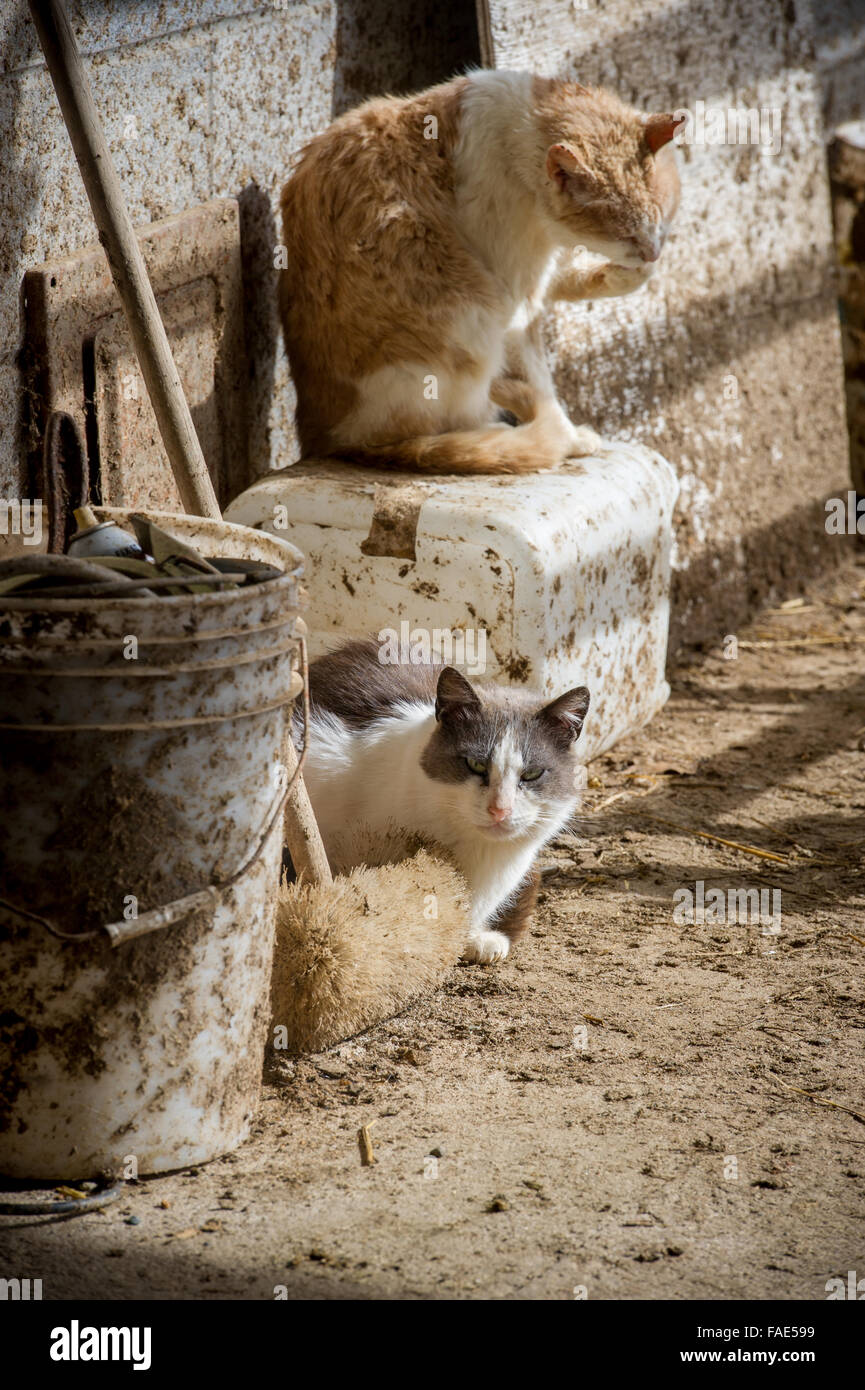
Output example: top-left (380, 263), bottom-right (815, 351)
top-left (22, 198), bottom-right (250, 517)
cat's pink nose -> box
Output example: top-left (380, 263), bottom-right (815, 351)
top-left (641, 227), bottom-right (665, 262)
top-left (633, 229), bottom-right (664, 262)
top-left (488, 803), bottom-right (511, 823)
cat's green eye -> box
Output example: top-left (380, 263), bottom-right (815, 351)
top-left (465, 756), bottom-right (488, 776)
top-left (521, 767), bottom-right (545, 782)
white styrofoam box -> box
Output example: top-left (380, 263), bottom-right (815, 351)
top-left (226, 444), bottom-right (679, 761)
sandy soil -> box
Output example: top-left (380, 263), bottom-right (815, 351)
top-left (2, 554), bottom-right (864, 1301)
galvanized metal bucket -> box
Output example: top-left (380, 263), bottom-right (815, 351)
top-left (0, 509), bottom-right (304, 1179)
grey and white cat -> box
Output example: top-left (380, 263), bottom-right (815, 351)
top-left (297, 638), bottom-right (590, 963)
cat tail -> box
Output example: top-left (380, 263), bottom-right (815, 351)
top-left (327, 380), bottom-right (600, 475)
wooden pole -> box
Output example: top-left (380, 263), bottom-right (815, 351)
top-left (282, 738), bottom-right (333, 886)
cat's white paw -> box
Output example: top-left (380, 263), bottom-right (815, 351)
top-left (603, 261), bottom-right (655, 295)
top-left (462, 929), bottom-right (511, 965)
top-left (565, 424), bottom-right (605, 458)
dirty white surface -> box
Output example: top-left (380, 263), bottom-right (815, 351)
top-left (482, 0), bottom-right (852, 648)
top-left (227, 445), bottom-right (679, 759)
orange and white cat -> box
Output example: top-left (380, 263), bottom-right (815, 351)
top-left (280, 70), bottom-right (681, 473)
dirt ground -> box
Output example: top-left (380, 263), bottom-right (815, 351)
top-left (2, 553), bottom-right (864, 1301)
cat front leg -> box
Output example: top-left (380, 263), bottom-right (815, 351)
top-left (460, 870), bottom-right (515, 963)
top-left (500, 317), bottom-right (604, 458)
top-left (548, 258), bottom-right (655, 302)
top-left (462, 926), bottom-right (511, 964)
top-left (461, 866), bottom-right (542, 963)
top-left (488, 868), bottom-right (540, 946)
top-left (501, 313), bottom-right (559, 400)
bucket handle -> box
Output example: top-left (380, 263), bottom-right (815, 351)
top-left (0, 637), bottom-right (311, 948)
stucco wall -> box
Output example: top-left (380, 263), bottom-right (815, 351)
top-left (0, 1), bottom-right (858, 652)
top-left (0, 0), bottom-right (478, 505)
top-left (484, 0), bottom-right (854, 650)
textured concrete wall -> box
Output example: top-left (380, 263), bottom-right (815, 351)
top-left (814, 0), bottom-right (865, 130)
top-left (0, 0), bottom-right (478, 506)
top-left (485, 0), bottom-right (852, 650)
top-left (0, 1), bottom-right (856, 651)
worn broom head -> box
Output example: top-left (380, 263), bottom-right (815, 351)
top-left (270, 827), bottom-right (470, 1053)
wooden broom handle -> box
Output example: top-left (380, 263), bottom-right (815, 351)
top-left (29, 0), bottom-right (220, 520)
top-left (283, 739), bottom-right (333, 887)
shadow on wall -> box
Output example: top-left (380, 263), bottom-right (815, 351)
top-left (669, 492), bottom-right (855, 660)
top-left (237, 183), bottom-right (280, 492)
top-left (813, 0), bottom-right (865, 128)
top-left (237, 0), bottom-right (481, 478)
top-left (331, 0), bottom-right (481, 118)
top-left (5, 3), bottom-right (45, 501)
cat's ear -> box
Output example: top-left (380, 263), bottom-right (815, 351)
top-left (643, 113), bottom-right (684, 154)
top-left (435, 666), bottom-right (481, 724)
top-left (536, 686), bottom-right (590, 742)
top-left (546, 142), bottom-right (592, 192)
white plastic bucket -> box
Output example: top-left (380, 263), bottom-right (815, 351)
top-left (0, 508), bottom-right (303, 1179)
